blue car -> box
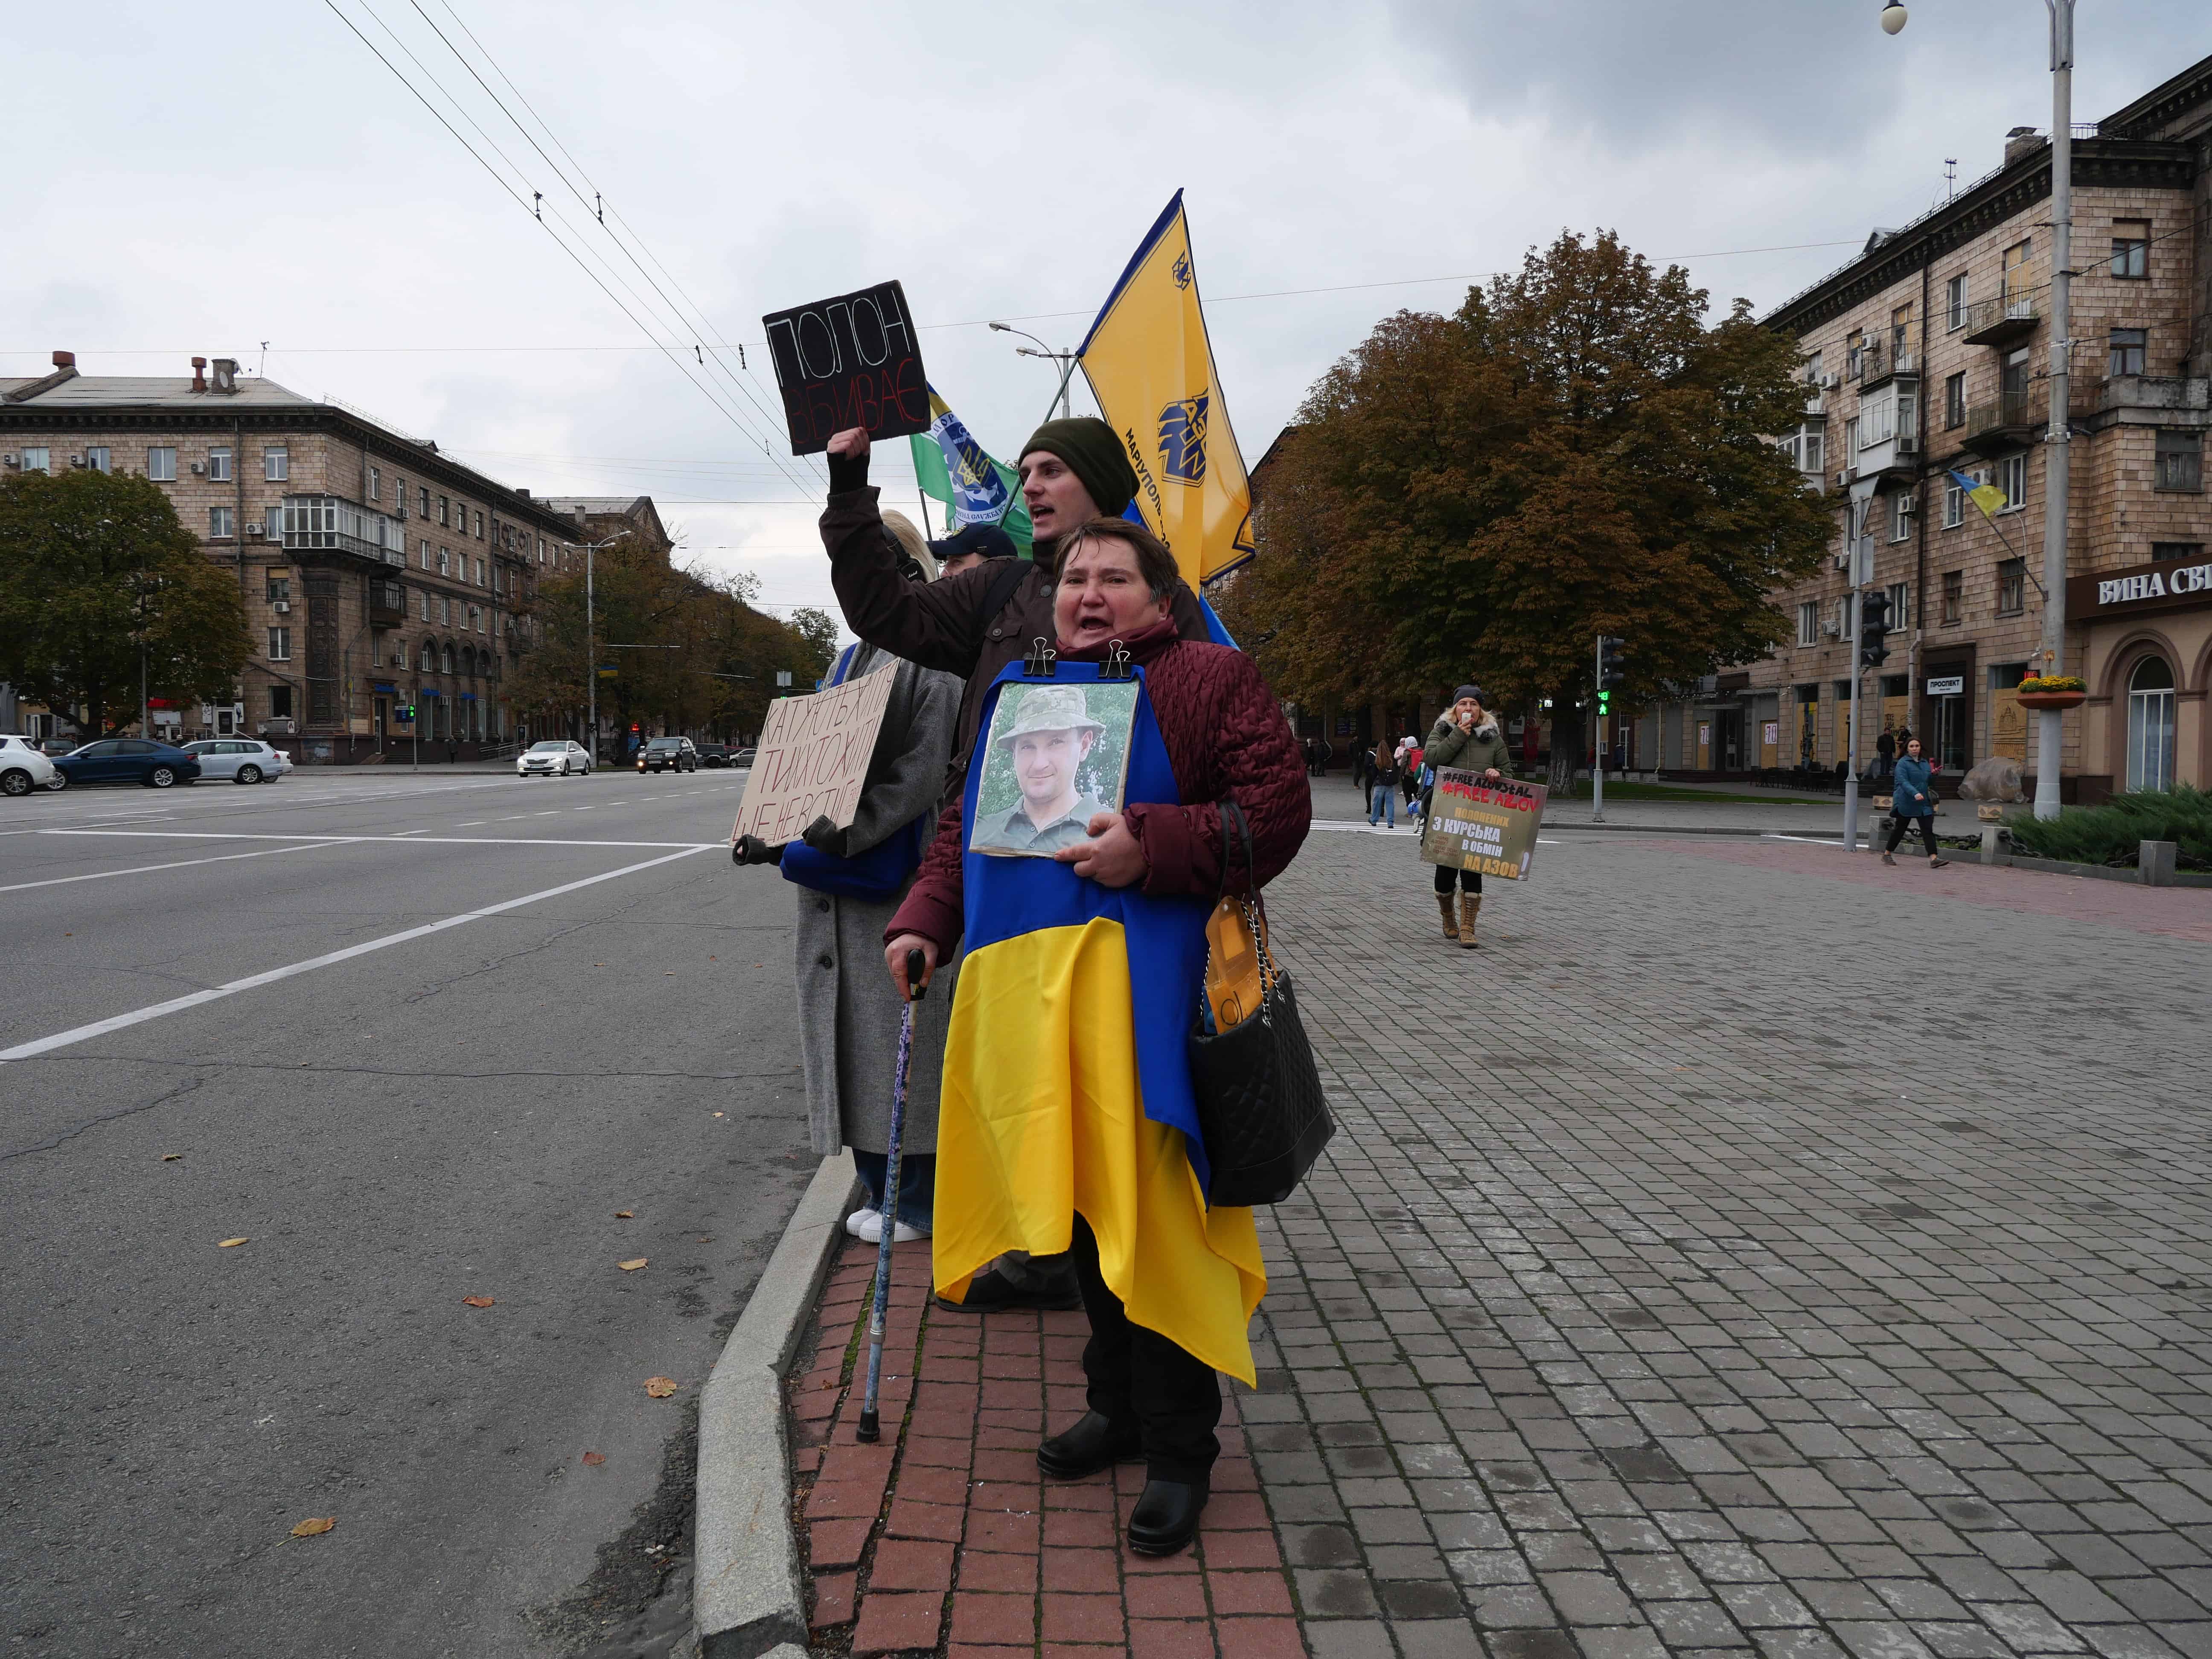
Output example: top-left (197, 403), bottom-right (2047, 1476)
top-left (50, 738), bottom-right (204, 790)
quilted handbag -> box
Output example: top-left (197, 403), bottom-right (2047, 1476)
top-left (1187, 803), bottom-right (1334, 1207)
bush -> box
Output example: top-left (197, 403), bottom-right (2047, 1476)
top-left (2008, 786), bottom-right (2212, 870)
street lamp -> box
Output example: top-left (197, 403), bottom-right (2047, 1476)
top-left (990, 321), bottom-right (1080, 425)
top-left (1880, 0), bottom-right (2073, 820)
top-left (582, 530), bottom-right (631, 762)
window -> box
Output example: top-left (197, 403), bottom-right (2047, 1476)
top-left (474, 557), bottom-right (485, 586)
top-left (2155, 429), bottom-right (2201, 491)
top-left (1997, 559), bottom-right (2026, 616)
top-left (208, 447), bottom-right (231, 482)
top-left (1846, 331), bottom-right (1865, 379)
top-left (470, 604), bottom-right (483, 634)
top-left (417, 589), bottom-right (429, 620)
top-left (2152, 542), bottom-right (2204, 562)
top-left (266, 576), bottom-right (291, 603)
top-left (419, 486), bottom-right (431, 518)
top-left (1944, 373), bottom-right (1966, 430)
top-left (1887, 581), bottom-right (1910, 633)
top-left (439, 596), bottom-right (451, 624)
top-left (210, 505), bottom-right (234, 538)
top-left (1797, 602), bottom-right (1819, 647)
top-left (270, 686), bottom-right (293, 720)
top-left (1891, 302), bottom-right (1913, 365)
top-left (1941, 569), bottom-right (1963, 626)
top-left (473, 510), bottom-right (483, 539)
top-left (419, 641), bottom-right (433, 671)
top-left (537, 537), bottom-right (546, 563)
top-left (19, 446), bottom-right (49, 473)
top-left (1891, 492), bottom-right (1912, 542)
top-left (2109, 328), bottom-right (2147, 378)
top-left (438, 495), bottom-right (449, 527)
top-left (2002, 239), bottom-right (2032, 311)
top-left (1946, 273), bottom-right (1970, 331)
top-left (84, 445), bottom-right (111, 473)
top-left (263, 446), bottom-right (288, 482)
top-left (2127, 656), bottom-right (2176, 792)
top-left (369, 465), bottom-right (381, 503)
top-left (2111, 220), bottom-right (2149, 279)
top-left (442, 643), bottom-right (455, 674)
top-left (1842, 416), bottom-right (1859, 464)
top-left (268, 626), bottom-right (292, 661)
top-left (146, 445), bottom-right (176, 481)
top-left (1835, 595), bottom-right (1853, 639)
top-left (1998, 452), bottom-right (2028, 512)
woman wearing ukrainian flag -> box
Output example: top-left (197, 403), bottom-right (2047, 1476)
top-left (884, 516), bottom-right (1310, 1555)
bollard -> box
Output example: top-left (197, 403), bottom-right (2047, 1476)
top-left (2140, 839), bottom-right (2177, 887)
top-left (1982, 824), bottom-right (2002, 864)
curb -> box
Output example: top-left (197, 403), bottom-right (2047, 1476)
top-left (695, 1151), bottom-right (859, 1659)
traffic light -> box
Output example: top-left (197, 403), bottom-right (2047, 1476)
top-left (399, 703), bottom-right (415, 722)
top-left (1595, 636), bottom-right (1626, 710)
top-left (1859, 591), bottom-right (1892, 667)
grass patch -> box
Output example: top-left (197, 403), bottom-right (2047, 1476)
top-left (2006, 786), bottom-right (2212, 870)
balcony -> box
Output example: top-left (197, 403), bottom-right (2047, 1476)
top-left (368, 579), bottom-right (406, 629)
top-left (1854, 341), bottom-right (1917, 390)
top-left (281, 495), bottom-right (409, 566)
top-left (1963, 392), bottom-right (2036, 454)
top-left (1959, 293), bottom-right (2038, 347)
top-left (2074, 375), bottom-right (2211, 419)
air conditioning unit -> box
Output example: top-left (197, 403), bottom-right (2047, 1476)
top-left (244, 522), bottom-right (265, 537)
top-left (1, 454), bottom-right (16, 467)
top-left (1834, 552), bottom-right (1852, 571)
top-left (1835, 468), bottom-right (1857, 488)
top-left (271, 600), bottom-right (291, 614)
top-left (69, 454), bottom-right (86, 468)
top-left (190, 461), bottom-right (207, 475)
top-left (1819, 372), bottom-right (1842, 390)
top-left (1898, 492), bottom-right (1918, 514)
top-left (1821, 620), bottom-right (1843, 638)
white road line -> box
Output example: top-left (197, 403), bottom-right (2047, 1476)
top-left (0, 846), bottom-right (710, 1063)
top-left (41, 830), bottom-right (721, 850)
top-left (457, 820), bottom-right (487, 827)
top-left (0, 839), bottom-right (348, 896)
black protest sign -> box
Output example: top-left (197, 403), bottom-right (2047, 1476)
top-left (760, 280), bottom-right (930, 455)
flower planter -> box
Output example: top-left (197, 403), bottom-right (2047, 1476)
top-left (2015, 690), bottom-right (2087, 710)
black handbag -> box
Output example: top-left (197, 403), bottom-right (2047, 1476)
top-left (1187, 803), bottom-right (1334, 1207)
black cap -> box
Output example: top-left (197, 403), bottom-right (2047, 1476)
top-left (927, 523), bottom-right (1019, 564)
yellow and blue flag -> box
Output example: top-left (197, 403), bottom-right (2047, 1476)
top-left (1947, 468), bottom-right (2008, 519)
top-left (1077, 191), bottom-right (1257, 587)
top-left (911, 385), bottom-right (1032, 551)
top-left (932, 660), bottom-right (1264, 1384)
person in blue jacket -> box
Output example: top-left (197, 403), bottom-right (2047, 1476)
top-left (1881, 737), bottom-right (1950, 868)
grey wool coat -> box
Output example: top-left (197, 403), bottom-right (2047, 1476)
top-left (793, 645), bottom-right (963, 1158)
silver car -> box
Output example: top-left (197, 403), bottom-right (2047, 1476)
top-left (518, 740), bottom-right (593, 777)
top-left (180, 739), bottom-right (291, 785)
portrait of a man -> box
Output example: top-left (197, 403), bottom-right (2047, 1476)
top-left (971, 683), bottom-right (1133, 857)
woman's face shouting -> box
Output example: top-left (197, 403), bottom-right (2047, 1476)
top-left (1055, 536), bottom-right (1168, 647)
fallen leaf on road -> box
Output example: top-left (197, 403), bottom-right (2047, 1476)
top-left (290, 1517), bottom-right (335, 1537)
top-left (581, 1451), bottom-right (606, 1466)
top-left (643, 1377), bottom-right (678, 1398)
top-left (461, 1295), bottom-right (495, 1308)
top-left (619, 1257), bottom-right (649, 1272)
top-left (162, 1153), bottom-right (183, 1161)
top-left (615, 1210), bottom-right (634, 1219)
top-left (697, 1236), bottom-right (713, 1243)
top-left (218, 1237), bottom-right (248, 1248)
top-left (712, 1112), bottom-right (724, 1119)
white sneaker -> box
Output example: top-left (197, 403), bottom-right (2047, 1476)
top-left (855, 1211), bottom-right (930, 1244)
top-left (845, 1207), bottom-right (877, 1238)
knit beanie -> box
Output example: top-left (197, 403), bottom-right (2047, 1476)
top-left (1020, 417), bottom-right (1137, 519)
top-left (1453, 684), bottom-right (1484, 705)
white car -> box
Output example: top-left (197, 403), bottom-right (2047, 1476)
top-left (0, 734), bottom-right (61, 797)
top-left (518, 739), bottom-right (593, 777)
top-left (180, 739), bottom-right (291, 785)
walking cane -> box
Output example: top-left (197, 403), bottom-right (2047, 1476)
top-left (857, 948), bottom-right (926, 1444)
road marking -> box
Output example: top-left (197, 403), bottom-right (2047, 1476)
top-left (457, 820), bottom-right (487, 827)
top-left (0, 846), bottom-right (710, 1063)
top-left (41, 829), bottom-right (722, 850)
top-left (0, 840), bottom-right (349, 894)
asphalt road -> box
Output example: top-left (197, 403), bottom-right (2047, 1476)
top-left (0, 764), bottom-right (818, 1657)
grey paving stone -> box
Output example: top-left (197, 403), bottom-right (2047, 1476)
top-left (1394, 1620), bottom-right (1486, 1659)
top-left (1300, 1569), bottom-right (1385, 1619)
top-left (1306, 1620), bottom-right (1400, 1659)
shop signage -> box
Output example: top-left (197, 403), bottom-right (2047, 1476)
top-left (1926, 676), bottom-right (1964, 696)
top-left (2067, 556), bottom-right (2212, 621)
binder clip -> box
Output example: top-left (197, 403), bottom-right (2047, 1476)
top-left (1023, 637), bottom-right (1058, 678)
top-left (1099, 640), bottom-right (1134, 681)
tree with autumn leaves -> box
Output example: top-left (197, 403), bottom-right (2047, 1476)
top-left (1218, 230), bottom-right (1832, 784)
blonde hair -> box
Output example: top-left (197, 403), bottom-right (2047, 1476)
top-left (880, 510), bottom-right (939, 582)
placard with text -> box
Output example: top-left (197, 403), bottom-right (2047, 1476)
top-left (761, 280), bottom-right (931, 455)
top-left (1419, 770), bottom-right (1548, 882)
top-left (728, 664), bottom-right (898, 844)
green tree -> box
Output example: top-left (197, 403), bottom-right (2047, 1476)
top-left (0, 469), bottom-right (252, 736)
top-left (1229, 230), bottom-right (1832, 785)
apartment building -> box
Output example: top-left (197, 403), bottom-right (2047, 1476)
top-left (1649, 55), bottom-right (2212, 801)
top-left (0, 353), bottom-right (584, 761)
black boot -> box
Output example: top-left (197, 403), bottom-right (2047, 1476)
top-left (1127, 1476), bottom-right (1208, 1556)
top-left (1037, 1410), bottom-right (1143, 1480)
top-left (937, 1254), bottom-right (1082, 1313)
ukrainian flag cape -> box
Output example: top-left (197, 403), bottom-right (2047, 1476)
top-left (934, 659), bottom-right (1265, 1385)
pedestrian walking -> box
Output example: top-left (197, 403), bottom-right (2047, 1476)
top-left (1874, 725), bottom-right (1896, 782)
top-left (1880, 736), bottom-right (1950, 868)
top-left (820, 417), bottom-right (1216, 1313)
top-left (1367, 738), bottom-right (1399, 827)
top-left (1400, 735), bottom-right (1424, 812)
top-left (883, 515), bottom-right (1311, 1556)
top-left (446, 737), bottom-right (457, 765)
top-left (1423, 685), bottom-right (1508, 947)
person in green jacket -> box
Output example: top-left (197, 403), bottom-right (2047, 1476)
top-left (1423, 685), bottom-right (1509, 946)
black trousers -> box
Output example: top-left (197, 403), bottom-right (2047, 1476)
top-left (1069, 1214), bottom-right (1220, 1484)
top-left (1886, 815), bottom-right (1939, 856)
top-left (1434, 864), bottom-right (1483, 895)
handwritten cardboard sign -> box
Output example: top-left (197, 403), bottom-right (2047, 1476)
top-left (761, 280), bottom-right (931, 455)
top-left (1419, 770), bottom-right (1549, 882)
top-left (729, 664), bottom-right (899, 844)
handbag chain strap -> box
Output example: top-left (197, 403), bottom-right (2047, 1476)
top-left (1219, 801), bottom-right (1282, 1025)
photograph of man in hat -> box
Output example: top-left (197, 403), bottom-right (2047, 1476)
top-left (972, 682), bottom-right (1132, 856)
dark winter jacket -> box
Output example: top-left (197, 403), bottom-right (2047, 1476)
top-left (1424, 713), bottom-right (1508, 778)
top-left (1890, 755), bottom-right (1937, 818)
top-left (887, 617), bottom-right (1313, 955)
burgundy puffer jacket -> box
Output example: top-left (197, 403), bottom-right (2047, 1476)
top-left (886, 617), bottom-right (1312, 955)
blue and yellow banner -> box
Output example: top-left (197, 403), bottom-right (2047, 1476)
top-left (910, 385), bottom-right (1033, 551)
top-left (1947, 468), bottom-right (2008, 519)
top-left (1078, 191), bottom-right (1256, 586)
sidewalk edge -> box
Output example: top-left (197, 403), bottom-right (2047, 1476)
top-left (694, 1151), bottom-right (858, 1659)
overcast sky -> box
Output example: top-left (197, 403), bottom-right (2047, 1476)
top-left (7, 2), bottom-right (2206, 637)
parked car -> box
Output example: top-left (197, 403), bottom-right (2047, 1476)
top-left (38, 737), bottom-right (77, 757)
top-left (696, 743), bottom-right (731, 768)
top-left (732, 747), bottom-right (756, 769)
top-left (180, 738), bottom-right (291, 785)
top-left (0, 734), bottom-right (62, 797)
top-left (51, 738), bottom-right (203, 789)
top-left (637, 736), bottom-right (699, 774)
top-left (518, 739), bottom-right (592, 777)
